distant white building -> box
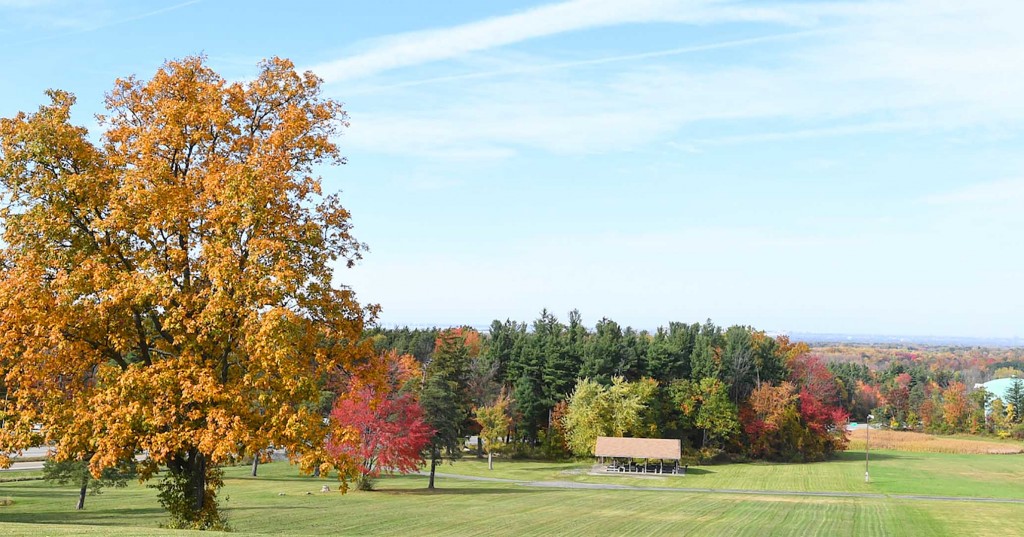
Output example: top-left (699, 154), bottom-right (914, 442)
top-left (979, 377), bottom-right (1021, 402)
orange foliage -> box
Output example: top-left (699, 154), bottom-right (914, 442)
top-left (0, 56), bottom-right (374, 511)
top-left (775, 336), bottom-right (810, 364)
top-left (341, 350), bottom-right (421, 404)
top-left (941, 382), bottom-right (969, 430)
top-left (437, 327), bottom-right (482, 358)
top-left (748, 382), bottom-right (798, 428)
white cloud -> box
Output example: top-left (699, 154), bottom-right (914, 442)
top-left (309, 0), bottom-right (811, 83)
top-left (922, 178), bottom-right (1024, 205)
top-left (337, 0), bottom-right (1024, 158)
top-left (3, 0), bottom-right (200, 37)
top-left (0, 0), bottom-right (53, 7)
top-left (346, 29), bottom-right (828, 93)
top-left (687, 120), bottom-right (927, 147)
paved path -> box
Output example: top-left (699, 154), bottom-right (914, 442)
top-left (426, 471), bottom-right (1024, 505)
top-left (1, 460), bottom-right (45, 472)
top-left (1, 447), bottom-right (50, 472)
top-left (1, 448), bottom-right (157, 473)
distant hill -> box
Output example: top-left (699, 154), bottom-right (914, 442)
top-left (375, 322), bottom-right (1021, 348)
top-left (788, 332), bottom-right (1022, 348)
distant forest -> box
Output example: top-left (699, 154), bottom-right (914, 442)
top-left (368, 310), bottom-right (1024, 462)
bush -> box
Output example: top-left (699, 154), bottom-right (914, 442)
top-left (696, 448), bottom-right (730, 465)
top-left (538, 430), bottom-right (571, 460)
top-left (153, 468), bottom-right (228, 531)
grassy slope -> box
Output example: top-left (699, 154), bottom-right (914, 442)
top-left (1, 450), bottom-right (1023, 536)
top-left (445, 450), bottom-right (1024, 499)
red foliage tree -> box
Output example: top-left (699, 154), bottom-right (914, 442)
top-left (882, 373), bottom-right (912, 427)
top-left (741, 354), bottom-right (851, 461)
top-left (326, 351), bottom-right (434, 490)
top-left (798, 388), bottom-right (850, 458)
top-left (853, 380), bottom-right (885, 420)
top-left (741, 382), bottom-right (800, 459)
top-left (790, 355), bottom-right (850, 459)
top-left (789, 354), bottom-right (840, 406)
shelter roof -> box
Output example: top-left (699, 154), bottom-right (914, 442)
top-left (594, 437), bottom-right (680, 460)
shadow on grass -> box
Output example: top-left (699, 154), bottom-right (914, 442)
top-left (376, 487), bottom-right (542, 496)
top-left (225, 505), bottom-right (328, 514)
top-left (835, 451), bottom-right (915, 461)
top-left (511, 465), bottom-right (587, 471)
top-left (716, 451), bottom-right (913, 466)
top-left (229, 476), bottom-right (331, 483)
top-left (0, 506), bottom-right (165, 526)
top-left (592, 467), bottom-right (714, 476)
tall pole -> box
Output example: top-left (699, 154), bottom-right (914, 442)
top-left (865, 413), bottom-right (872, 483)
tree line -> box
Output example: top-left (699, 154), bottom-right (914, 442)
top-left (367, 309), bottom-right (851, 464)
top-left (370, 312), bottom-right (1024, 471)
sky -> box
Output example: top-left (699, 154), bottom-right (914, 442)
top-left (1, 0), bottom-right (1022, 339)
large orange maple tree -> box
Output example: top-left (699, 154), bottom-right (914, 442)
top-left (0, 56), bottom-right (374, 527)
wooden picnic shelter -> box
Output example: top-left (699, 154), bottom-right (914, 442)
top-left (594, 437), bottom-right (683, 474)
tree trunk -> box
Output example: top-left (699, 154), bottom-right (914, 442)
top-left (77, 474), bottom-right (88, 510)
top-left (487, 451), bottom-right (493, 471)
top-left (192, 451), bottom-right (206, 514)
top-left (428, 452), bottom-right (437, 490)
top-left (476, 437), bottom-right (483, 458)
top-left (251, 456), bottom-right (259, 477)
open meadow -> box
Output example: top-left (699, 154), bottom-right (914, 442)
top-left (3, 447), bottom-right (1024, 536)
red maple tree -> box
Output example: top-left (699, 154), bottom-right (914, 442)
top-left (326, 351), bottom-right (434, 490)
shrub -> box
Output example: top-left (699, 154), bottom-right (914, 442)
top-left (153, 468), bottom-right (228, 531)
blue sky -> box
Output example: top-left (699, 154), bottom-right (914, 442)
top-left (2, 0), bottom-right (1022, 338)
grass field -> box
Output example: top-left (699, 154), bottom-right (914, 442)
top-left (2, 449), bottom-right (1024, 536)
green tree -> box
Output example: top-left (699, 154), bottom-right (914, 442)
top-left (539, 310), bottom-right (578, 410)
top-left (721, 326), bottom-right (755, 403)
top-left (43, 457), bottom-right (135, 510)
top-left (485, 319), bottom-right (526, 385)
top-left (1005, 379), bottom-right (1024, 423)
top-left (476, 389), bottom-right (512, 470)
top-left (561, 376), bottom-right (657, 457)
top-left (619, 327), bottom-right (651, 381)
top-left (565, 310), bottom-right (589, 375)
top-left (647, 322), bottom-right (696, 383)
top-left (680, 378), bottom-right (739, 448)
top-left (689, 321), bottom-right (723, 381)
top-left (967, 387), bottom-right (992, 434)
top-left (581, 318), bottom-right (625, 384)
top-left (989, 397), bottom-right (1011, 436)
top-left (562, 378), bottom-right (607, 457)
top-left (511, 335), bottom-right (548, 442)
top-left (749, 333), bottom-right (789, 386)
top-left (606, 376), bottom-right (657, 437)
top-left (421, 329), bottom-right (473, 489)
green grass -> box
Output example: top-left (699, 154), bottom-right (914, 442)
top-left (2, 451), bottom-right (1024, 536)
top-left (0, 469), bottom-right (44, 483)
top-left (658, 450), bottom-right (1024, 499)
top-left (448, 450), bottom-right (1024, 499)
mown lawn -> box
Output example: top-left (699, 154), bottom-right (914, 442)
top-left (443, 449), bottom-right (1024, 499)
top-left (2, 450), bottom-right (1023, 536)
